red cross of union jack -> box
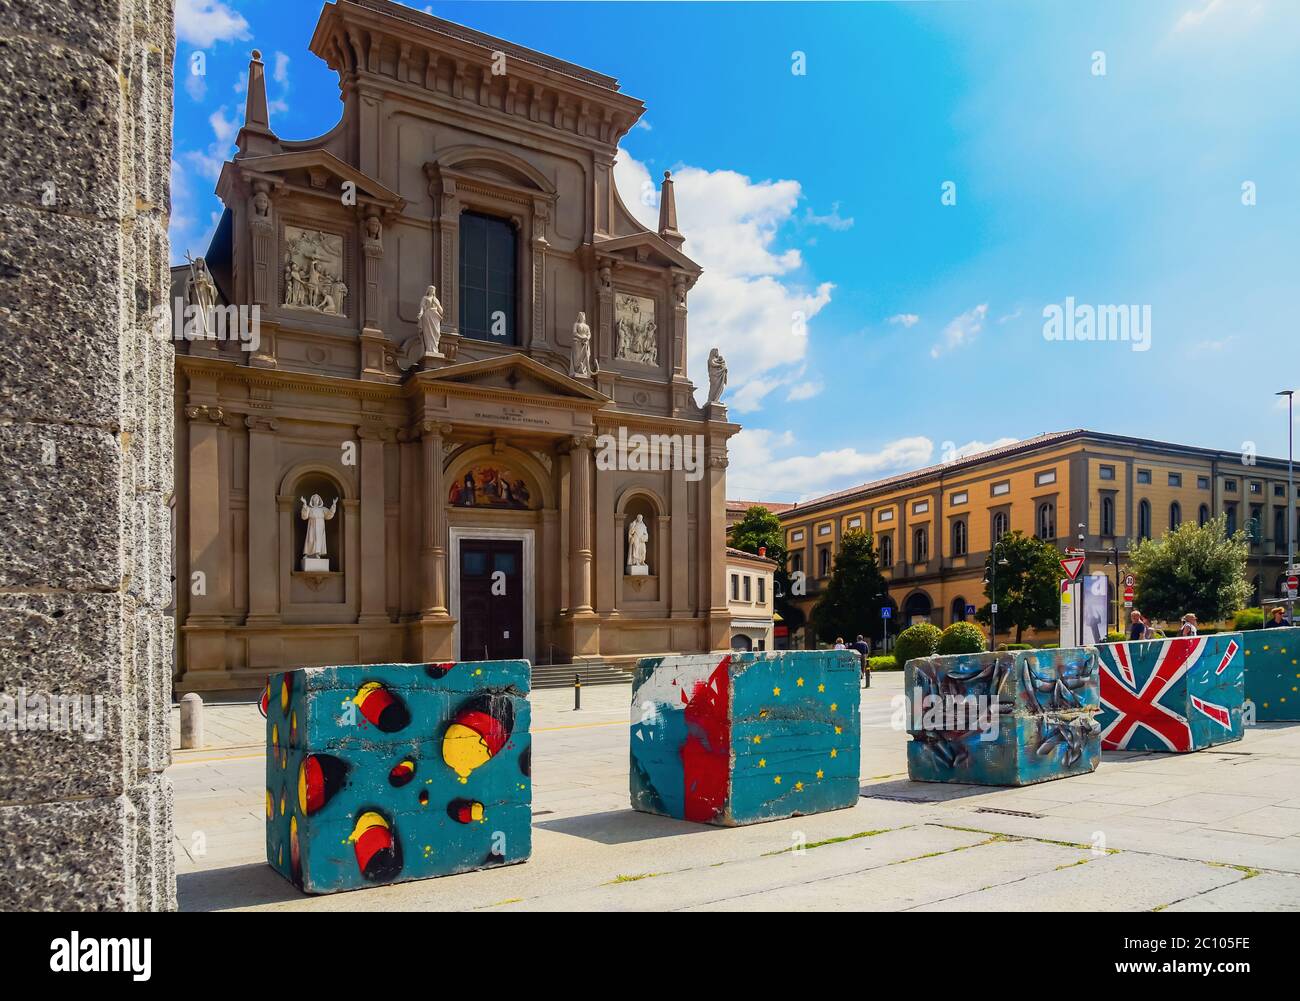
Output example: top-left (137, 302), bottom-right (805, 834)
top-left (1099, 639), bottom-right (1203, 751)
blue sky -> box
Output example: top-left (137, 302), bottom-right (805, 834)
top-left (172, 0), bottom-right (1300, 502)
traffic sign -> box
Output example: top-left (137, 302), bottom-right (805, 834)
top-left (881, 606), bottom-right (892, 619)
top-left (1060, 555), bottom-right (1086, 580)
top-left (965, 604), bottom-right (977, 616)
top-left (1288, 575), bottom-right (1298, 598)
top-left (1124, 573), bottom-right (1136, 588)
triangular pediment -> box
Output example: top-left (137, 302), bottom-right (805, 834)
top-left (222, 150), bottom-right (405, 213)
top-left (594, 232), bottom-right (700, 274)
top-left (417, 354), bottom-right (610, 405)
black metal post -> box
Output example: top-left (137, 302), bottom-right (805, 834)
top-left (574, 672), bottom-right (581, 711)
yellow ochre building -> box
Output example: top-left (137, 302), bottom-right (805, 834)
top-left (748, 430), bottom-right (1298, 647)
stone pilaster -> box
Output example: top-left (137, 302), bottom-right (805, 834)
top-left (0, 0), bottom-right (176, 910)
top-left (357, 423), bottom-right (388, 624)
top-left (245, 416), bottom-right (280, 623)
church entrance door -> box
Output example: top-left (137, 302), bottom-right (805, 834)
top-left (458, 538), bottom-right (524, 661)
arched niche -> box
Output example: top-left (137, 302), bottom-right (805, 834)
top-left (276, 462), bottom-right (358, 618)
top-left (616, 486), bottom-right (666, 578)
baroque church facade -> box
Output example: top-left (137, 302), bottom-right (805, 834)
top-left (172, 0), bottom-right (738, 692)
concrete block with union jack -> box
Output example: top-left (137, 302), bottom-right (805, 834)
top-left (630, 650), bottom-right (861, 826)
top-left (263, 660), bottom-right (531, 894)
top-left (905, 648), bottom-right (1101, 786)
top-left (1097, 634), bottom-right (1245, 752)
top-left (1242, 626), bottom-right (1300, 722)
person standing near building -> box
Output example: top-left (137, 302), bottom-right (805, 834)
top-left (850, 634), bottom-right (871, 688)
top-left (1266, 606), bottom-right (1292, 628)
top-left (1179, 613), bottom-right (1198, 636)
top-left (1128, 610), bottom-right (1146, 641)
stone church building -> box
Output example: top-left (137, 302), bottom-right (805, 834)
top-left (171, 0), bottom-right (737, 692)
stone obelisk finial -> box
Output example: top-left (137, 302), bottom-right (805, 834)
top-left (237, 49), bottom-right (278, 157)
top-left (657, 169), bottom-right (684, 249)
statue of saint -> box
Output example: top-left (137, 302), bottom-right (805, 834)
top-left (186, 256), bottom-right (217, 338)
top-left (627, 513), bottom-right (649, 571)
top-left (398, 286), bottom-right (445, 371)
top-left (300, 494), bottom-right (338, 565)
top-left (706, 347), bottom-right (728, 404)
top-left (570, 311), bottom-right (596, 378)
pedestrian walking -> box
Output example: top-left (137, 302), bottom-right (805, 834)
top-left (1179, 613), bottom-right (1198, 636)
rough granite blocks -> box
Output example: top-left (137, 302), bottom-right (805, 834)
top-left (630, 650), bottom-right (861, 826)
top-left (0, 0), bottom-right (175, 910)
top-left (1097, 634), bottom-right (1245, 751)
top-left (1239, 627), bottom-right (1299, 721)
top-left (265, 661), bottom-right (532, 894)
top-left (906, 648), bottom-right (1101, 786)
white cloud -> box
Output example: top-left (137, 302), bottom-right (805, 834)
top-left (930, 303), bottom-right (988, 358)
top-left (613, 150), bottom-right (834, 412)
top-left (175, 0), bottom-right (250, 47)
top-left (273, 51), bottom-right (291, 86)
top-left (726, 430), bottom-right (935, 502)
top-left (888, 313), bottom-right (919, 328)
top-left (1175, 0), bottom-right (1228, 31)
top-left (942, 437), bottom-right (1019, 462)
top-left (785, 381), bottom-right (823, 402)
top-left (184, 70), bottom-right (207, 102)
top-left (803, 201), bottom-right (854, 231)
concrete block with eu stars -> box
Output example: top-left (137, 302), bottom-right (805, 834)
top-left (1241, 626), bottom-right (1300, 721)
top-left (630, 650), bottom-right (861, 826)
top-left (262, 660), bottom-right (531, 894)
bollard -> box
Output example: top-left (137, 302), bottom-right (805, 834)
top-left (574, 672), bottom-right (581, 711)
top-left (179, 691), bottom-right (205, 749)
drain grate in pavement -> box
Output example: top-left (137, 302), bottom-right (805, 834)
top-left (974, 807), bottom-right (1044, 819)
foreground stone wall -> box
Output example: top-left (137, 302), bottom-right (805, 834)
top-left (0, 0), bottom-right (177, 909)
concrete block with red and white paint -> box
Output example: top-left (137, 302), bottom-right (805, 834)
top-left (1096, 633), bottom-right (1245, 752)
top-left (1242, 626), bottom-right (1300, 721)
top-left (629, 650), bottom-right (861, 826)
top-left (263, 661), bottom-right (531, 894)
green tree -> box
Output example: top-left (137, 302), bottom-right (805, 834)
top-left (974, 530), bottom-right (1062, 643)
top-left (1129, 515), bottom-right (1250, 622)
top-left (811, 529), bottom-right (889, 644)
top-left (728, 505), bottom-right (798, 631)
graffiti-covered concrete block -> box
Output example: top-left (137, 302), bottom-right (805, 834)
top-left (1242, 627), bottom-right (1300, 721)
top-left (1097, 634), bottom-right (1244, 751)
top-left (905, 648), bottom-right (1101, 786)
top-left (630, 651), bottom-right (860, 826)
top-left (263, 661), bottom-right (531, 894)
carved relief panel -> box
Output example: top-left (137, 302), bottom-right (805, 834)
top-left (281, 226), bottom-right (349, 317)
top-left (614, 292), bottom-right (658, 366)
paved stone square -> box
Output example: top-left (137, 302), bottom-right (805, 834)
top-left (169, 672), bottom-right (1300, 911)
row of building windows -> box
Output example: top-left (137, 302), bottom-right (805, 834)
top-left (790, 496), bottom-right (1298, 578)
top-left (729, 572), bottom-right (767, 604)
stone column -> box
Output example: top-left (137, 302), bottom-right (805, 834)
top-left (245, 416), bottom-right (280, 623)
top-left (0, 0), bottom-right (175, 911)
top-left (358, 214), bottom-right (389, 382)
top-left (186, 405), bottom-right (231, 624)
top-left (569, 436), bottom-right (595, 614)
top-left (357, 425), bottom-right (388, 623)
top-left (420, 422), bottom-right (451, 616)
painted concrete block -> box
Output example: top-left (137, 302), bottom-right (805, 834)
top-left (905, 648), bottom-right (1101, 786)
top-left (1242, 627), bottom-right (1300, 721)
top-left (630, 651), bottom-right (860, 826)
top-left (1097, 634), bottom-right (1244, 751)
top-left (264, 661), bottom-right (530, 894)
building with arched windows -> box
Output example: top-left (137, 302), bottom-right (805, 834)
top-left (170, 1), bottom-right (738, 691)
top-left (756, 429), bottom-right (1298, 647)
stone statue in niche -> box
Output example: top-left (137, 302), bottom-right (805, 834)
top-left (627, 513), bottom-right (650, 576)
top-left (569, 311), bottom-right (596, 379)
top-left (397, 285), bottom-right (445, 371)
top-left (300, 493), bottom-right (338, 571)
top-left (282, 227), bottom-right (347, 316)
top-left (707, 347), bottom-right (728, 405)
top-left (614, 293), bottom-right (658, 366)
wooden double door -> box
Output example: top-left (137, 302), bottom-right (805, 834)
top-left (458, 539), bottom-right (524, 661)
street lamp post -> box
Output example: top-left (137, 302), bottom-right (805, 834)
top-left (985, 541), bottom-right (1009, 648)
top-left (1279, 389), bottom-right (1295, 621)
top-left (1104, 544), bottom-right (1121, 634)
